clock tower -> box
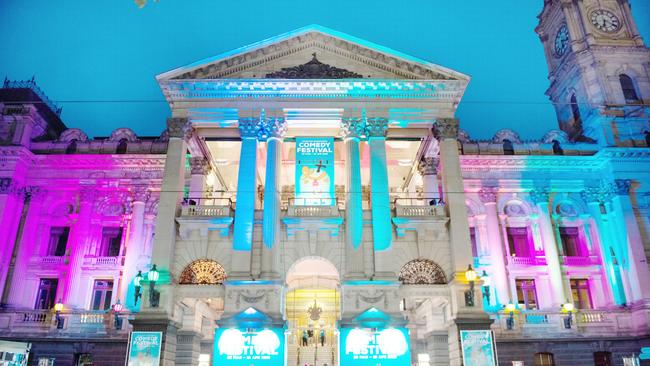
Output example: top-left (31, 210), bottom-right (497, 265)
top-left (536, 0), bottom-right (649, 145)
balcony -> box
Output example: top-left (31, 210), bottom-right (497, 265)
top-left (82, 256), bottom-right (125, 268)
top-left (176, 197), bottom-right (234, 238)
top-left (30, 256), bottom-right (66, 266)
top-left (392, 198), bottom-right (448, 237)
top-left (507, 256), bottom-right (547, 266)
top-left (561, 256), bottom-right (600, 266)
top-left (283, 198), bottom-right (343, 237)
top-left (0, 309), bottom-right (130, 338)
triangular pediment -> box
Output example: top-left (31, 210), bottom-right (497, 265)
top-left (157, 25), bottom-right (468, 81)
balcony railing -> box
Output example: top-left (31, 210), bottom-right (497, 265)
top-left (0, 309), bottom-right (131, 335)
top-left (180, 197), bottom-right (233, 217)
top-left (83, 256), bottom-right (125, 267)
top-left (507, 256), bottom-right (547, 266)
top-left (561, 256), bottom-right (599, 266)
top-left (393, 197), bottom-right (446, 217)
top-left (31, 256), bottom-right (66, 266)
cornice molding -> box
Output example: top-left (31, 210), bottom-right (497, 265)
top-left (460, 155), bottom-right (605, 172)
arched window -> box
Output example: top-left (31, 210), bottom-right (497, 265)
top-left (552, 140), bottom-right (564, 155)
top-left (398, 259), bottom-right (447, 285)
top-left (503, 139), bottom-right (514, 155)
top-left (619, 74), bottom-right (639, 102)
top-left (65, 139), bottom-right (78, 154)
top-left (179, 259), bottom-right (227, 285)
top-left (116, 138), bottom-right (128, 154)
top-left (570, 94), bottom-right (581, 126)
top-left (534, 352), bottom-right (555, 366)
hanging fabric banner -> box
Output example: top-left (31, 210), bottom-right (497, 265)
top-left (295, 137), bottom-right (335, 206)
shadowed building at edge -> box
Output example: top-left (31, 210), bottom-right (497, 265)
top-left (0, 1), bottom-right (649, 365)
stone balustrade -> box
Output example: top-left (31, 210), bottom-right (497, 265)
top-left (561, 256), bottom-right (600, 266)
top-left (82, 256), bottom-right (125, 267)
top-left (506, 256), bottom-right (547, 266)
top-left (0, 309), bottom-right (131, 336)
top-left (181, 205), bottom-right (232, 217)
top-left (31, 256), bottom-right (66, 266)
top-left (287, 204), bottom-right (340, 217)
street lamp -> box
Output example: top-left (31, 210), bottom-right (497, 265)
top-left (53, 299), bottom-right (64, 329)
top-left (480, 270), bottom-right (491, 306)
top-left (113, 300), bottom-right (124, 330)
top-left (464, 265), bottom-right (477, 307)
top-left (133, 270), bottom-right (143, 306)
top-left (148, 264), bottom-right (160, 308)
top-left (505, 303), bottom-right (516, 330)
top-left (561, 302), bottom-right (575, 329)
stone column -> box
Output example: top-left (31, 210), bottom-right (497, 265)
top-left (233, 117), bottom-right (260, 251)
top-left (341, 117), bottom-right (364, 278)
top-left (478, 186), bottom-right (510, 306)
top-left (0, 179), bottom-right (25, 303)
top-left (582, 187), bottom-right (627, 306)
top-left (531, 188), bottom-right (567, 307)
top-left (188, 157), bottom-right (210, 201)
top-left (418, 157), bottom-right (441, 204)
top-left (260, 116), bottom-right (286, 279)
top-left (121, 187), bottom-right (149, 310)
top-left (64, 187), bottom-right (94, 308)
top-left (437, 119), bottom-right (491, 366)
top-left (611, 179), bottom-right (650, 302)
top-left (366, 117), bottom-right (392, 251)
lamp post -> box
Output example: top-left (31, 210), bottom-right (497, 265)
top-left (562, 302), bottom-right (574, 329)
top-left (113, 300), bottom-right (124, 329)
top-left (133, 270), bottom-right (143, 306)
top-left (464, 264), bottom-right (477, 307)
top-left (481, 270), bottom-right (491, 306)
top-left (505, 303), bottom-right (516, 330)
top-left (53, 299), bottom-right (64, 329)
top-left (148, 264), bottom-right (160, 307)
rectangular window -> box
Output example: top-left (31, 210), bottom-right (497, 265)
top-left (516, 279), bottom-right (538, 310)
top-left (34, 278), bottom-right (58, 310)
top-left (100, 228), bottom-right (122, 257)
top-left (469, 227), bottom-right (478, 257)
top-left (507, 227), bottom-right (530, 257)
top-left (91, 280), bottom-right (113, 310)
top-left (559, 227), bottom-right (583, 256)
top-left (570, 279), bottom-right (593, 309)
top-left (47, 227), bottom-right (69, 256)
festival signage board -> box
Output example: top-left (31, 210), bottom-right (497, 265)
top-left (295, 137), bottom-right (335, 206)
top-left (126, 331), bottom-right (162, 366)
top-left (339, 327), bottom-right (411, 366)
top-left (213, 328), bottom-right (285, 366)
top-left (460, 330), bottom-right (497, 366)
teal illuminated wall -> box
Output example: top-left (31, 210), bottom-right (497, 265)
top-left (339, 327), bottom-right (410, 366)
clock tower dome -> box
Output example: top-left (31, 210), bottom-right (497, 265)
top-left (536, 0), bottom-right (649, 145)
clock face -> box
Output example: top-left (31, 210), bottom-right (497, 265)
top-left (591, 9), bottom-right (620, 33)
top-left (554, 24), bottom-right (570, 57)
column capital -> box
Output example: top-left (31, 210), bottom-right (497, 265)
top-left (167, 117), bottom-right (192, 139)
top-left (189, 157), bottom-right (211, 175)
top-left (340, 118), bottom-right (365, 139)
top-left (259, 117), bottom-right (287, 140)
top-left (478, 186), bottom-right (498, 203)
top-left (0, 178), bottom-right (21, 197)
top-left (132, 186), bottom-right (151, 203)
top-left (365, 118), bottom-right (388, 138)
top-left (238, 118), bottom-right (261, 139)
top-left (79, 186), bottom-right (96, 203)
top-left (436, 118), bottom-right (459, 139)
top-left (581, 186), bottom-right (613, 204)
top-left (613, 179), bottom-right (631, 196)
top-left (530, 188), bottom-right (550, 204)
top-left (418, 157), bottom-right (439, 176)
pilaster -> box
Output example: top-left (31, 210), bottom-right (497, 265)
top-left (342, 115), bottom-right (365, 279)
top-left (64, 186), bottom-right (94, 308)
top-left (232, 117), bottom-right (260, 252)
top-left (122, 187), bottom-right (149, 310)
top-left (478, 185), bottom-right (510, 306)
top-left (366, 117), bottom-right (392, 251)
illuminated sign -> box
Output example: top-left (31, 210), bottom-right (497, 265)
top-left (295, 137), bottom-right (335, 206)
top-left (460, 330), bottom-right (497, 366)
top-left (340, 327), bottom-right (410, 366)
top-left (127, 331), bottom-right (162, 366)
top-left (213, 328), bottom-right (284, 366)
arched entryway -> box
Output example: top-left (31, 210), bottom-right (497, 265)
top-left (285, 257), bottom-right (340, 366)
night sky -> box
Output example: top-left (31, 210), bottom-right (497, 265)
top-left (1, 0), bottom-right (648, 139)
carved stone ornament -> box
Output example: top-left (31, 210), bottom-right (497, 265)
top-left (167, 118), bottom-right (192, 139)
top-left (340, 118), bottom-right (365, 139)
top-left (179, 259), bottom-right (227, 285)
top-left (265, 53), bottom-right (363, 79)
top-left (238, 118), bottom-right (261, 139)
top-left (492, 129), bottom-right (522, 144)
top-left (398, 258), bottom-right (447, 285)
top-left (613, 179), bottom-right (631, 196)
top-left (365, 118), bottom-right (388, 138)
top-left (556, 202), bottom-right (579, 217)
top-left (0, 178), bottom-right (19, 196)
top-left (189, 157), bottom-right (211, 175)
top-left (132, 186), bottom-right (151, 203)
top-left (108, 128), bottom-right (138, 142)
top-left (581, 186), bottom-right (613, 204)
top-left (478, 186), bottom-right (498, 203)
top-left (259, 117), bottom-right (287, 140)
top-left (435, 118), bottom-right (459, 140)
top-left (457, 129), bottom-right (471, 143)
top-left (529, 188), bottom-right (550, 204)
top-left (418, 157), bottom-right (439, 176)
top-left (541, 129), bottom-right (569, 144)
top-left (58, 128), bottom-right (89, 142)
top-left (504, 203), bottom-right (527, 217)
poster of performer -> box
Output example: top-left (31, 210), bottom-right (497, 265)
top-left (460, 330), bottom-right (497, 366)
top-left (126, 332), bottom-right (162, 366)
top-left (295, 137), bottom-right (335, 206)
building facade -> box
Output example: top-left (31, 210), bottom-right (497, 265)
top-left (0, 1), bottom-right (649, 365)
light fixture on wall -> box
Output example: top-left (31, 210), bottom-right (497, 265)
top-left (505, 303), bottom-right (516, 330)
top-left (480, 270), bottom-right (491, 306)
top-left (561, 302), bottom-right (575, 329)
top-left (53, 299), bottom-right (64, 329)
top-left (113, 300), bottom-right (124, 329)
top-left (464, 265), bottom-right (477, 307)
top-left (133, 270), bottom-right (143, 306)
top-left (148, 264), bottom-right (160, 307)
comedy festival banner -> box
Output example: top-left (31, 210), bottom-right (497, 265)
top-left (339, 327), bottom-right (411, 366)
top-left (126, 331), bottom-right (162, 366)
top-left (213, 328), bottom-right (285, 366)
top-left (460, 330), bottom-right (497, 366)
top-left (295, 137), bottom-right (335, 206)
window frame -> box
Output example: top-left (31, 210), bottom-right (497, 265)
top-left (570, 278), bottom-right (593, 310)
top-left (506, 227), bottom-right (533, 257)
top-left (90, 279), bottom-right (114, 311)
top-left (534, 352), bottom-right (555, 366)
top-left (99, 227), bottom-right (123, 257)
top-left (47, 227), bottom-right (70, 257)
top-left (34, 278), bottom-right (58, 310)
top-left (619, 74), bottom-right (640, 103)
top-left (515, 278), bottom-right (539, 310)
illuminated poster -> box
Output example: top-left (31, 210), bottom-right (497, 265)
top-left (213, 328), bottom-right (285, 366)
top-left (126, 331), bottom-right (162, 366)
top-left (460, 330), bottom-right (497, 366)
top-left (295, 137), bottom-right (335, 206)
top-left (340, 327), bottom-right (411, 366)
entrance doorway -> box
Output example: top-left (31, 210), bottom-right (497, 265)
top-left (285, 257), bottom-right (340, 366)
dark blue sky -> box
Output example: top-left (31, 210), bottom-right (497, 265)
top-left (1, 1), bottom-right (648, 139)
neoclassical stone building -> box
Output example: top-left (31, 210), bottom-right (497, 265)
top-left (0, 1), bottom-right (649, 365)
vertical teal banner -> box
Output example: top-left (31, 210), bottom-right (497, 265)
top-left (295, 137), bottom-right (335, 206)
top-left (127, 331), bottom-right (162, 366)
